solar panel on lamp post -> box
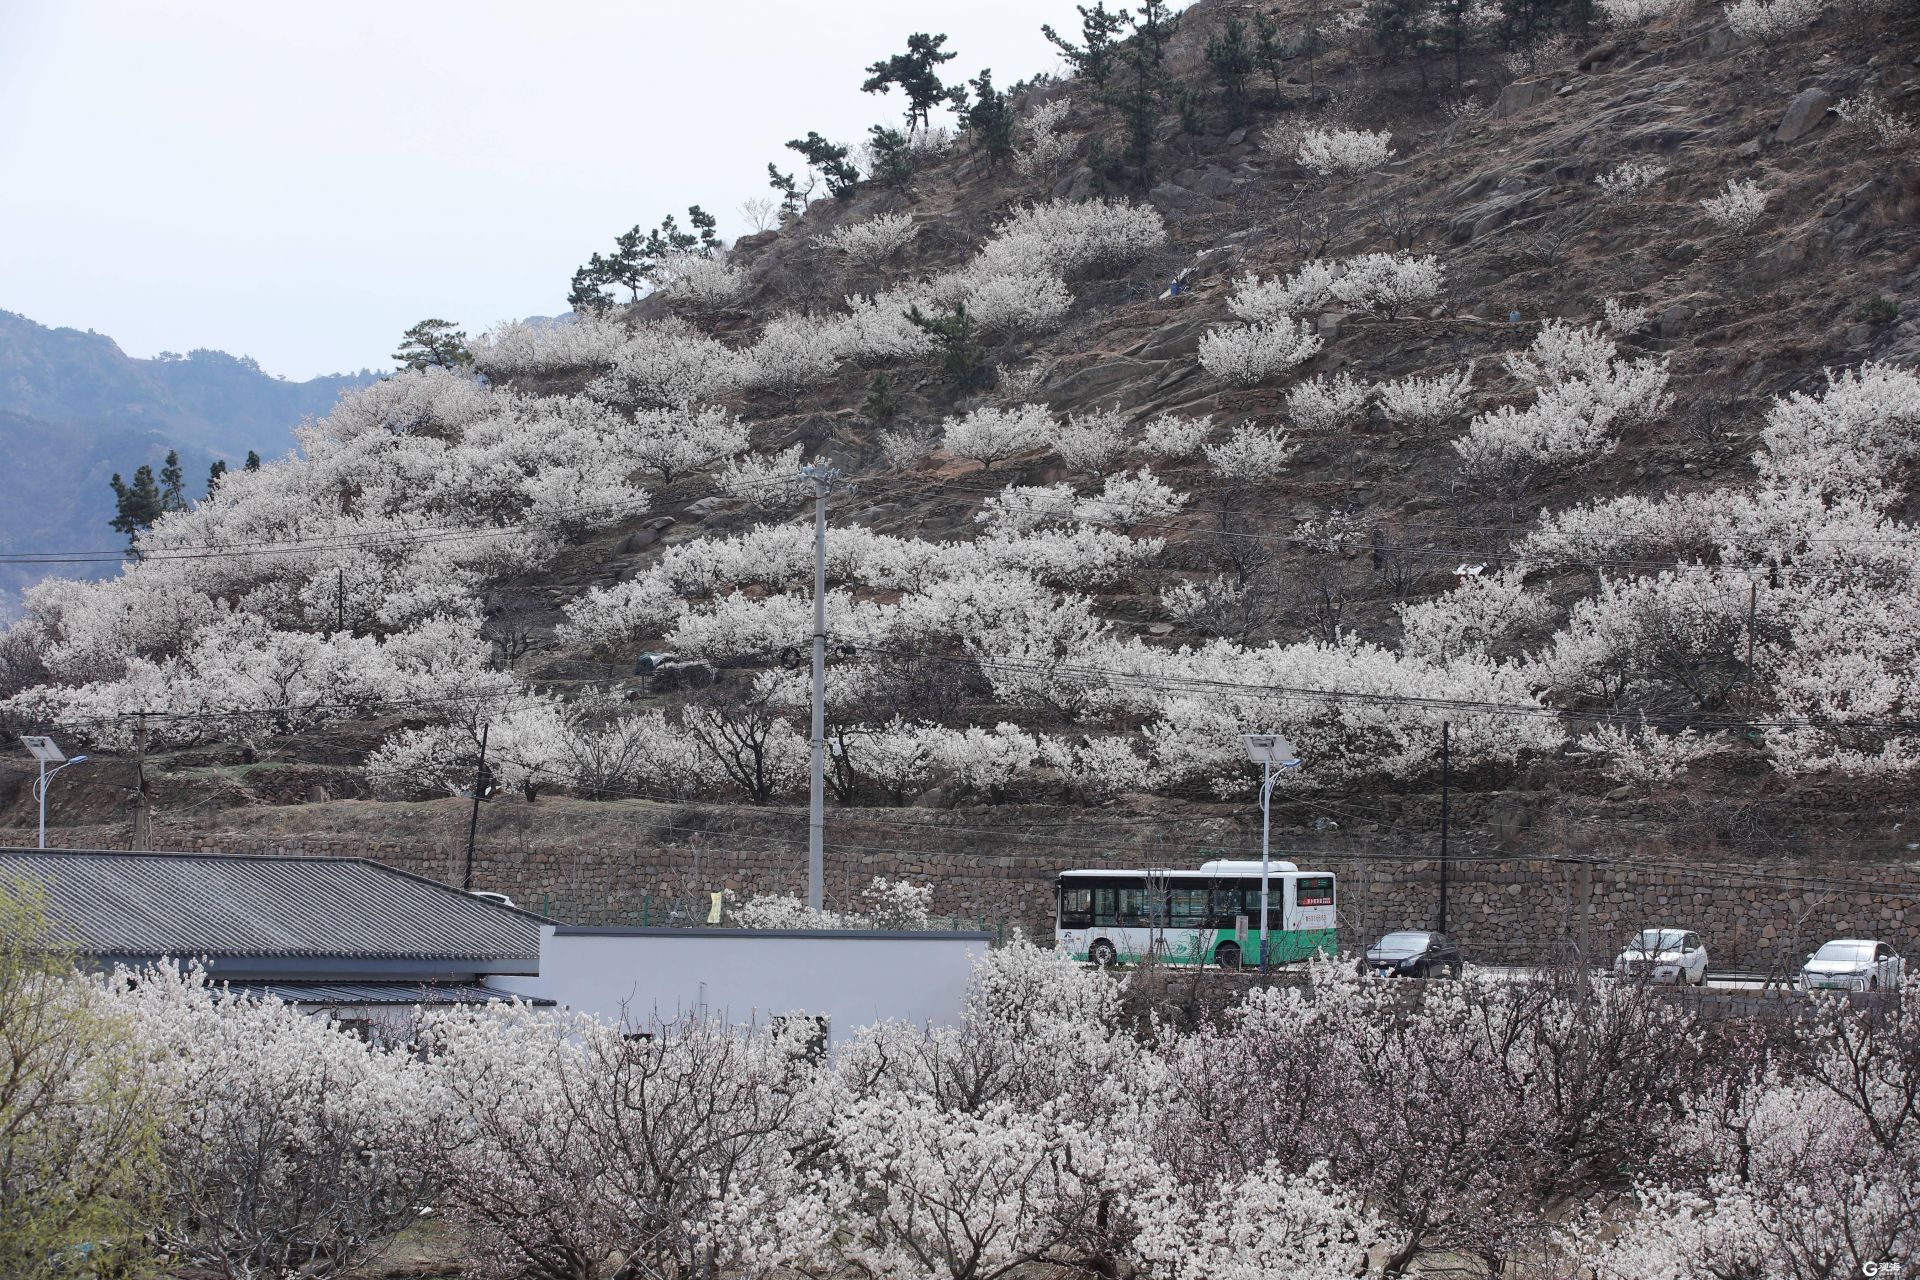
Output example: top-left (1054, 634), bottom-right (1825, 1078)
top-left (1242, 733), bottom-right (1301, 974)
top-left (22, 736), bottom-right (89, 850)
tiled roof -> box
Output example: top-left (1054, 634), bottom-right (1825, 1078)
top-left (221, 980), bottom-right (551, 1007)
top-left (0, 848), bottom-right (541, 963)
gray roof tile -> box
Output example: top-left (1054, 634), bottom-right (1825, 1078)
top-left (0, 849), bottom-right (541, 963)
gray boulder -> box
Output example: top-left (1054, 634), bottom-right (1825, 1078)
top-left (1775, 87), bottom-right (1835, 142)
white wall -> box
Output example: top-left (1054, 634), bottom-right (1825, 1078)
top-left (489, 926), bottom-right (993, 1043)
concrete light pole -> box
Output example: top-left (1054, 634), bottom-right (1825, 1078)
top-left (23, 736), bottom-right (88, 850)
top-left (800, 462), bottom-right (846, 912)
top-left (1241, 733), bottom-right (1301, 973)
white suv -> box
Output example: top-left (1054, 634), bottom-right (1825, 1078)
top-left (1798, 939), bottom-right (1904, 992)
top-left (1613, 928), bottom-right (1708, 985)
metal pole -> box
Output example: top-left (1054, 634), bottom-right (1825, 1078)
top-left (803, 465), bottom-right (836, 912)
top-left (36, 758), bottom-right (47, 850)
top-left (337, 567), bottom-right (346, 634)
top-left (1259, 756), bottom-right (1272, 974)
top-left (1438, 720), bottom-right (1451, 934)
top-left (133, 711), bottom-right (151, 852)
top-left (463, 723), bottom-right (489, 891)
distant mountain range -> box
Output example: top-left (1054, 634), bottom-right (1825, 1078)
top-left (0, 309), bottom-right (378, 617)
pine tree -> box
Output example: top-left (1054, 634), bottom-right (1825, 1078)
top-left (861, 32), bottom-right (959, 132)
top-left (244, 450), bottom-right (261, 471)
top-left (904, 303), bottom-right (991, 394)
top-left (1092, 1), bottom-right (1181, 186)
top-left (568, 208), bottom-right (722, 314)
top-left (767, 163), bottom-right (807, 218)
top-left (957, 68), bottom-right (1017, 166)
top-left (1205, 14), bottom-right (1256, 128)
top-left (866, 125), bottom-right (916, 192)
top-left (159, 450), bottom-right (187, 512)
top-left (1042, 3), bottom-right (1129, 90)
top-left (207, 459), bottom-right (228, 497)
top-left (786, 133), bottom-right (862, 199)
top-left (393, 319), bottom-right (473, 371)
top-left (108, 465), bottom-right (164, 547)
top-left (1253, 11), bottom-right (1289, 96)
top-left (863, 372), bottom-right (902, 424)
top-left (1370, 0), bottom-right (1437, 74)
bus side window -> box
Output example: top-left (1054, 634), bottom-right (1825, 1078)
top-left (1170, 888), bottom-right (1209, 924)
top-left (1060, 886), bottom-right (1093, 927)
top-left (1093, 886), bottom-right (1116, 925)
top-left (1210, 886), bottom-right (1246, 929)
top-left (1116, 886), bottom-right (1147, 925)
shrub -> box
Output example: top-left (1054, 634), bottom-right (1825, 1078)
top-left (1296, 128), bottom-right (1393, 177)
top-left (1049, 409), bottom-right (1130, 474)
top-left (1204, 423), bottom-right (1299, 481)
top-left (1836, 91), bottom-right (1917, 149)
top-left (1139, 413), bottom-right (1215, 458)
top-left (470, 316), bottom-right (628, 379)
top-left (1377, 366), bottom-right (1475, 434)
top-left (1198, 319), bottom-right (1323, 387)
top-left (972, 199), bottom-right (1167, 279)
top-left (814, 212), bottom-right (917, 268)
top-left (1857, 295), bottom-right (1899, 326)
top-left (943, 404), bottom-right (1053, 469)
top-left (1329, 253), bottom-right (1445, 319)
top-left (1013, 99), bottom-right (1076, 177)
top-left (1598, 0), bottom-right (1688, 24)
top-left (1286, 372), bottom-right (1372, 432)
top-left (960, 271), bottom-right (1074, 337)
top-left (1723, 0), bottom-right (1823, 36)
top-left (1228, 261), bottom-right (1339, 324)
top-left (1594, 159), bottom-right (1667, 202)
top-left (1700, 178), bottom-right (1768, 233)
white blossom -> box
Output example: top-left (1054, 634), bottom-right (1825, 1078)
top-left (1199, 319), bottom-right (1322, 386)
top-left (943, 404), bottom-right (1054, 470)
top-left (1204, 423), bottom-right (1299, 481)
top-left (1700, 177), bottom-right (1769, 233)
top-left (1329, 253), bottom-right (1446, 319)
top-left (1376, 365), bottom-right (1475, 433)
top-left (1296, 127), bottom-right (1394, 177)
top-left (814, 212), bottom-right (917, 268)
top-left (1286, 371), bottom-right (1372, 432)
top-left (1594, 158), bottom-right (1668, 201)
top-left (1723, 0), bottom-right (1823, 36)
top-left (1049, 408), bottom-right (1130, 474)
top-left (1138, 413), bottom-right (1214, 458)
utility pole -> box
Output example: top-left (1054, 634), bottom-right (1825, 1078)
top-left (133, 711), bottom-right (152, 852)
top-left (1438, 720), bottom-right (1450, 935)
top-left (462, 723), bottom-right (490, 891)
top-left (337, 567), bottom-right (346, 634)
top-left (800, 463), bottom-right (844, 912)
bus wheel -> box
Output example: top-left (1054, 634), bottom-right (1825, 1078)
top-left (1090, 940), bottom-right (1118, 968)
top-left (1215, 943), bottom-right (1241, 970)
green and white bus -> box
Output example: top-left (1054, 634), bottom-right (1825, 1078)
top-left (1055, 859), bottom-right (1338, 968)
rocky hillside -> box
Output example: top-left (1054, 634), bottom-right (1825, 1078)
top-left (3, 0), bottom-right (1918, 924)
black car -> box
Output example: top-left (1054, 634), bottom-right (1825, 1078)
top-left (1363, 930), bottom-right (1464, 978)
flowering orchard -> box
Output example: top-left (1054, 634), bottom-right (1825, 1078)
top-left (6, 157), bottom-right (1920, 806)
top-left (16, 927), bottom-right (1918, 1280)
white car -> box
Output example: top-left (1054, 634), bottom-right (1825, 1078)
top-left (1613, 928), bottom-right (1709, 985)
top-left (1798, 939), bottom-right (1904, 992)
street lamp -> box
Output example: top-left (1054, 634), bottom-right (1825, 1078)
top-left (22, 736), bottom-right (89, 850)
top-left (1242, 733), bottom-right (1301, 973)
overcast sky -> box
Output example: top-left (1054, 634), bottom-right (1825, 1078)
top-left (0, 1), bottom-right (1086, 381)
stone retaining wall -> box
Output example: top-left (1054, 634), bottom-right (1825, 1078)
top-left (7, 798), bottom-right (1915, 973)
